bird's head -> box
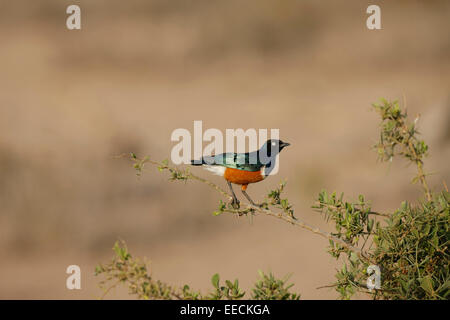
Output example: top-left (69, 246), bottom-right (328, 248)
top-left (262, 139), bottom-right (290, 157)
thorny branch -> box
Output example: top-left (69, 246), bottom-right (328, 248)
top-left (117, 153), bottom-right (372, 262)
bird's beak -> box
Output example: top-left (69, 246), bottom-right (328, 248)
top-left (281, 142), bottom-right (290, 148)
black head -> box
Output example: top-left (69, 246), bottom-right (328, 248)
top-left (262, 139), bottom-right (290, 157)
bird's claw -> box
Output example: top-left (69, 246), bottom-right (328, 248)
top-left (230, 199), bottom-right (240, 209)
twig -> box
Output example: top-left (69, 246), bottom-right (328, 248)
top-left (99, 279), bottom-right (121, 300)
top-left (407, 139), bottom-right (432, 201)
top-left (221, 204), bottom-right (366, 256)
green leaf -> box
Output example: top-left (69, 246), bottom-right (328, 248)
top-left (94, 265), bottom-right (103, 275)
top-left (367, 219), bottom-right (374, 233)
top-left (211, 273), bottom-right (220, 289)
top-left (420, 276), bottom-right (434, 295)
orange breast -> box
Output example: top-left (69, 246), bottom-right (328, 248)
top-left (224, 167), bottom-right (264, 185)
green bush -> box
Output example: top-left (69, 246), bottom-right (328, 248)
top-left (313, 99), bottom-right (449, 299)
top-left (95, 241), bottom-right (300, 300)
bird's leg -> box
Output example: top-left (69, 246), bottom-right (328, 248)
top-left (241, 185), bottom-right (262, 207)
top-left (227, 181), bottom-right (240, 209)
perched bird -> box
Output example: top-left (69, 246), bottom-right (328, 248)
top-left (191, 139), bottom-right (290, 207)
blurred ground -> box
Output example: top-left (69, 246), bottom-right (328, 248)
top-left (0, 0), bottom-right (449, 299)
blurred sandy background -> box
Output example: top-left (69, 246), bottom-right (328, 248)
top-left (0, 0), bottom-right (449, 299)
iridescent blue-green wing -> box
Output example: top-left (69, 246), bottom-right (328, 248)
top-left (212, 153), bottom-right (263, 172)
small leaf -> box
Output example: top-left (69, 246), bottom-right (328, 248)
top-left (420, 276), bottom-right (434, 296)
top-left (211, 273), bottom-right (220, 289)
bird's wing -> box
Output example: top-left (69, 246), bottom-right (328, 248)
top-left (210, 153), bottom-right (263, 172)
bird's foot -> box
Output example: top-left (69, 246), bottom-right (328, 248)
top-left (230, 198), bottom-right (240, 209)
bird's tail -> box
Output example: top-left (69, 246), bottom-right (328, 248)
top-left (191, 155), bottom-right (215, 165)
top-left (190, 159), bottom-right (204, 166)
